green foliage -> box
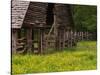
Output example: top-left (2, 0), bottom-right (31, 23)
top-left (12, 41), bottom-right (97, 74)
top-left (72, 5), bottom-right (97, 32)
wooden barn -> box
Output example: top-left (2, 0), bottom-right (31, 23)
top-left (11, 0), bottom-right (76, 54)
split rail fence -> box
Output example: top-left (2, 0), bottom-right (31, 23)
top-left (15, 30), bottom-right (96, 54)
top-left (43, 30), bottom-right (96, 53)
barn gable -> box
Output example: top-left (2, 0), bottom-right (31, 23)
top-left (11, 0), bottom-right (30, 28)
top-left (23, 2), bottom-right (48, 28)
top-left (54, 4), bottom-right (74, 29)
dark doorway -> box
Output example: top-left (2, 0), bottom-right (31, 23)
top-left (46, 3), bottom-right (54, 25)
top-left (32, 29), bottom-right (41, 54)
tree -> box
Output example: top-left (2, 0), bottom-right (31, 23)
top-left (72, 5), bottom-right (97, 32)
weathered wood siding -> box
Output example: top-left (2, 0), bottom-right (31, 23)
top-left (54, 4), bottom-right (74, 28)
top-left (54, 4), bottom-right (75, 50)
top-left (23, 2), bottom-right (48, 28)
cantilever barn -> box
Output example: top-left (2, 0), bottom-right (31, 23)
top-left (11, 0), bottom-right (76, 54)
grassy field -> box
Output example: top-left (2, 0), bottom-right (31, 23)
top-left (12, 41), bottom-right (97, 74)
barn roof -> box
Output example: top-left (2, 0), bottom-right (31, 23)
top-left (11, 0), bottom-right (30, 28)
top-left (11, 0), bottom-right (74, 29)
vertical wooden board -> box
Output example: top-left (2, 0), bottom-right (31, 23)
top-left (81, 32), bottom-right (83, 40)
top-left (71, 30), bottom-right (74, 47)
top-left (66, 31), bottom-right (69, 47)
top-left (40, 29), bottom-right (43, 54)
top-left (77, 32), bottom-right (79, 41)
top-left (79, 32), bottom-right (81, 41)
top-left (41, 29), bottom-right (45, 53)
top-left (66, 31), bottom-right (68, 47)
top-left (63, 29), bottom-right (66, 49)
top-left (67, 30), bottom-right (70, 47)
top-left (66, 30), bottom-right (69, 47)
top-left (83, 32), bottom-right (84, 40)
top-left (12, 32), bottom-right (14, 52)
top-left (70, 30), bottom-right (73, 47)
top-left (57, 29), bottom-right (60, 50)
top-left (86, 31), bottom-right (89, 40)
top-left (85, 32), bottom-right (87, 40)
top-left (26, 28), bottom-right (32, 53)
top-left (12, 30), bottom-right (18, 54)
top-left (74, 31), bottom-right (77, 42)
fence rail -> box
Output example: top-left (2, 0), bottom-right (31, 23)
top-left (44, 31), bottom-right (96, 51)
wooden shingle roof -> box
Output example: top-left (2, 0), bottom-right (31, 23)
top-left (11, 0), bottom-right (30, 28)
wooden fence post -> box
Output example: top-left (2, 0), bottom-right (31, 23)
top-left (66, 30), bottom-right (69, 47)
top-left (70, 30), bottom-right (73, 47)
top-left (86, 31), bottom-right (89, 40)
top-left (63, 29), bottom-right (66, 49)
top-left (82, 31), bottom-right (83, 40)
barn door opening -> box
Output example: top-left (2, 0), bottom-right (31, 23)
top-left (46, 3), bottom-right (54, 26)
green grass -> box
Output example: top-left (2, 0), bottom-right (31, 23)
top-left (12, 41), bottom-right (97, 74)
